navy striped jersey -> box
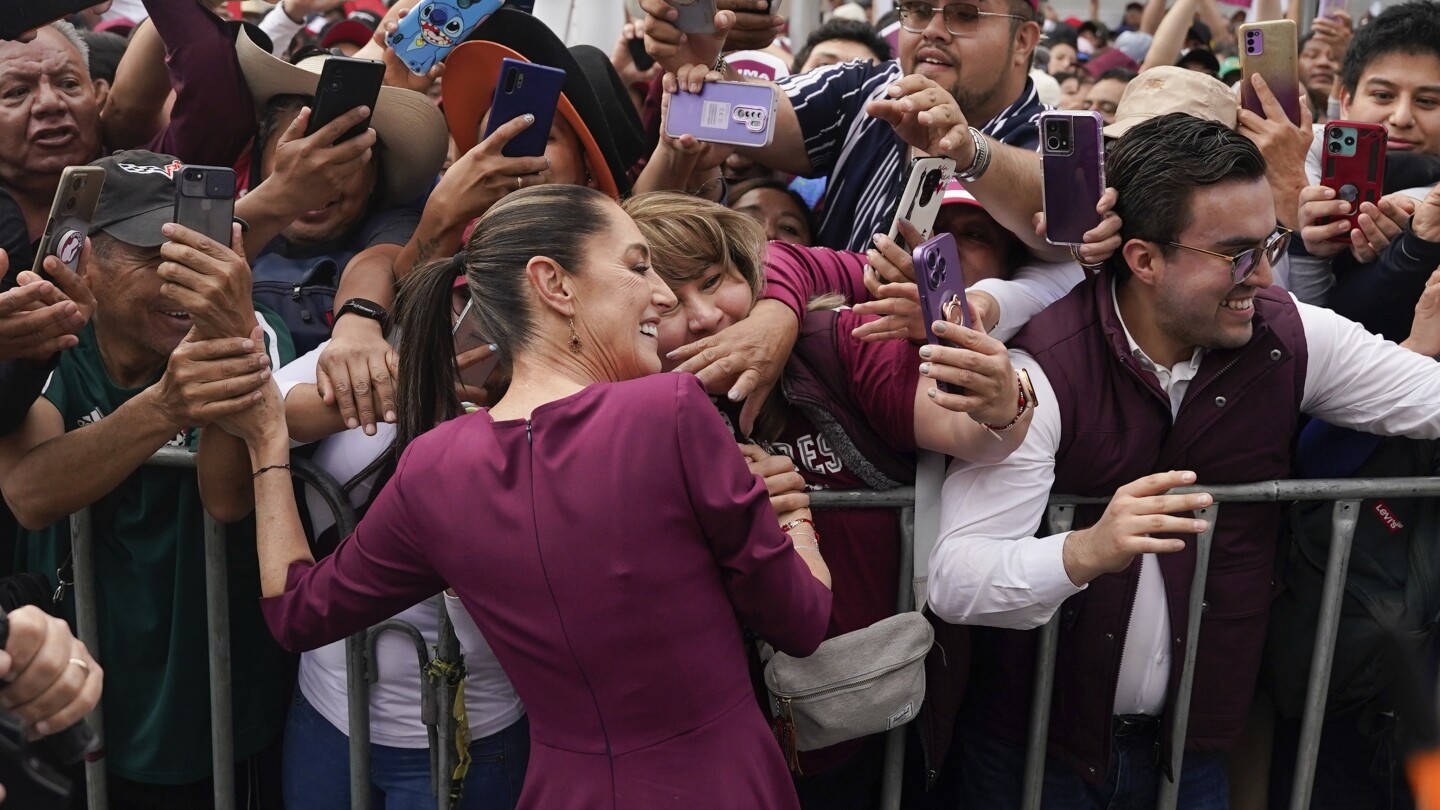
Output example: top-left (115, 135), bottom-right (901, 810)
top-left (777, 59), bottom-right (1047, 252)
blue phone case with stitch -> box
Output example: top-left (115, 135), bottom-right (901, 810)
top-left (387, 0), bottom-right (506, 76)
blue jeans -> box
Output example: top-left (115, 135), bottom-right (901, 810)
top-left (283, 692), bottom-right (529, 810)
top-left (960, 724), bottom-right (1229, 810)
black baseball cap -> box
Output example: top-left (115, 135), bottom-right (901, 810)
top-left (88, 150), bottom-right (187, 248)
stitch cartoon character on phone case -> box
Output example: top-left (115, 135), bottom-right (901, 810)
top-left (388, 0), bottom-right (506, 75)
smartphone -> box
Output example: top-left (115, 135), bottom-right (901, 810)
top-left (481, 58), bottom-right (568, 158)
top-left (1040, 110), bottom-right (1105, 246)
top-left (627, 35), bottom-right (656, 71)
top-left (173, 166), bottom-right (237, 245)
top-left (1238, 20), bottom-right (1301, 126)
top-left (665, 81), bottom-right (779, 149)
top-left (738, 0), bottom-right (783, 12)
top-left (31, 166), bottom-right (104, 280)
top-left (672, 0), bottom-right (719, 34)
top-left (1317, 0), bottom-right (1346, 19)
top-left (306, 56), bottom-right (385, 143)
top-left (887, 157), bottom-right (956, 251)
top-left (453, 299), bottom-right (503, 390)
top-left (0, 0), bottom-right (100, 40)
top-left (913, 233), bottom-right (971, 394)
top-left (1320, 121), bottom-right (1387, 241)
top-left (387, 0), bottom-right (506, 76)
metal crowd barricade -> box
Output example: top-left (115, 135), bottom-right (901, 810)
top-left (807, 487), bottom-right (918, 810)
top-left (1023, 477), bottom-right (1440, 810)
top-left (67, 449), bottom-right (462, 810)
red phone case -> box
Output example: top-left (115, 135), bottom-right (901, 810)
top-left (1319, 121), bottom-right (1387, 241)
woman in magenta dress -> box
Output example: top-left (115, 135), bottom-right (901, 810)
top-left (219, 186), bottom-right (834, 809)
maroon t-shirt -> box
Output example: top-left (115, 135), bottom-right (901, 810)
top-left (721, 273), bottom-right (920, 773)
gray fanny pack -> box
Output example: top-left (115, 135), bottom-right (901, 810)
top-left (763, 611), bottom-right (934, 772)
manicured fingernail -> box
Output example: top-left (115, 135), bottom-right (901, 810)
top-left (919, 362), bottom-right (931, 375)
top-left (488, 343), bottom-right (499, 352)
top-left (727, 388), bottom-right (742, 402)
top-left (523, 113), bottom-right (535, 123)
top-left (927, 387), bottom-right (938, 399)
top-left (933, 321), bottom-right (948, 334)
top-left (918, 344), bottom-right (934, 358)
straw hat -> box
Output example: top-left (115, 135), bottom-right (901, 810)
top-left (235, 26), bottom-right (448, 206)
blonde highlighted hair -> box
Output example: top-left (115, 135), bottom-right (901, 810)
top-left (622, 192), bottom-right (766, 299)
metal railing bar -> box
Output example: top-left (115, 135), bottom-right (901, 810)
top-left (70, 506), bottom-right (107, 810)
top-left (1022, 504), bottom-right (1074, 810)
top-left (1288, 499), bottom-right (1361, 810)
top-left (1157, 504), bottom-right (1219, 809)
top-left (203, 514), bottom-right (235, 809)
top-left (878, 507), bottom-right (917, 810)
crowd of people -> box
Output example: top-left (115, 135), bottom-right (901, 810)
top-left (1, 0), bottom-right (1440, 807)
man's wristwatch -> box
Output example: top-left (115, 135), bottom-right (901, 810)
top-left (335, 298), bottom-right (390, 333)
top-left (953, 126), bottom-right (992, 183)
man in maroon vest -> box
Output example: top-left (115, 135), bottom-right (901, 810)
top-left (929, 112), bottom-right (1440, 807)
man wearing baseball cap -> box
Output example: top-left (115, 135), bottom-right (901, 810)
top-left (640, 0), bottom-right (1058, 260)
top-left (0, 150), bottom-right (296, 806)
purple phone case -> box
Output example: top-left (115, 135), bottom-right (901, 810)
top-left (913, 233), bottom-right (970, 394)
top-left (1040, 110), bottom-right (1105, 246)
top-left (482, 58), bottom-right (567, 158)
top-left (665, 81), bottom-right (777, 149)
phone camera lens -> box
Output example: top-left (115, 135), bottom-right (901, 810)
top-left (1047, 136), bottom-right (1062, 150)
top-left (185, 170), bottom-right (201, 181)
top-left (1328, 142), bottom-right (1340, 153)
top-left (927, 252), bottom-right (940, 270)
top-left (1344, 136), bottom-right (1355, 146)
top-left (71, 178), bottom-right (83, 190)
top-left (65, 196), bottom-right (76, 209)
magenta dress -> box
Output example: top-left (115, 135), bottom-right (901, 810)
top-left (260, 374), bottom-right (832, 808)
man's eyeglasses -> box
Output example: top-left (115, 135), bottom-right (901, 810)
top-left (1166, 226), bottom-right (1292, 286)
top-left (896, 2), bottom-right (1029, 36)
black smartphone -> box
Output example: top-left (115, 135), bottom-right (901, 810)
top-left (627, 35), bottom-right (656, 71)
top-left (32, 166), bottom-right (104, 281)
top-left (482, 58), bottom-right (567, 159)
top-left (0, 0), bottom-right (100, 40)
top-left (173, 166), bottom-right (236, 245)
top-left (739, 0), bottom-right (782, 12)
top-left (306, 56), bottom-right (385, 143)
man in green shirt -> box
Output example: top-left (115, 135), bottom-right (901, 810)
top-left (0, 151), bottom-right (294, 807)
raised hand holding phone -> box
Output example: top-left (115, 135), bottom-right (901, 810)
top-left (306, 56), bottom-right (385, 143)
top-left (387, 0), bottom-right (506, 76)
top-left (482, 59), bottom-right (567, 158)
top-left (31, 167), bottom-right (104, 282)
top-left (1040, 110), bottom-right (1105, 246)
top-left (664, 80), bottom-right (779, 148)
top-left (1239, 20), bottom-right (1301, 126)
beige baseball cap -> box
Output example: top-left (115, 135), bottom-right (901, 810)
top-left (1102, 66), bottom-right (1238, 140)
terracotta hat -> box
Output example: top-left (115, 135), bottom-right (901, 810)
top-left (1102, 66), bottom-right (1237, 140)
top-left (443, 9), bottom-right (646, 199)
top-left (235, 26), bottom-right (448, 205)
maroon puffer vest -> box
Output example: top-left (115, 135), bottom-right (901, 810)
top-left (969, 269), bottom-right (1308, 785)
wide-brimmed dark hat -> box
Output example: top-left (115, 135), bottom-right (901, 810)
top-left (444, 9), bottom-right (646, 198)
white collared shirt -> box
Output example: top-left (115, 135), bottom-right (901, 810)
top-left (929, 284), bottom-right (1440, 718)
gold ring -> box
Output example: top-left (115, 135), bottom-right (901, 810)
top-left (69, 657), bottom-right (89, 674)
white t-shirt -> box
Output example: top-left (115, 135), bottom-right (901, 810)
top-left (275, 343), bottom-right (525, 747)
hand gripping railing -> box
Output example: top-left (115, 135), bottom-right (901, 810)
top-left (1020, 477), bottom-right (1440, 810)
